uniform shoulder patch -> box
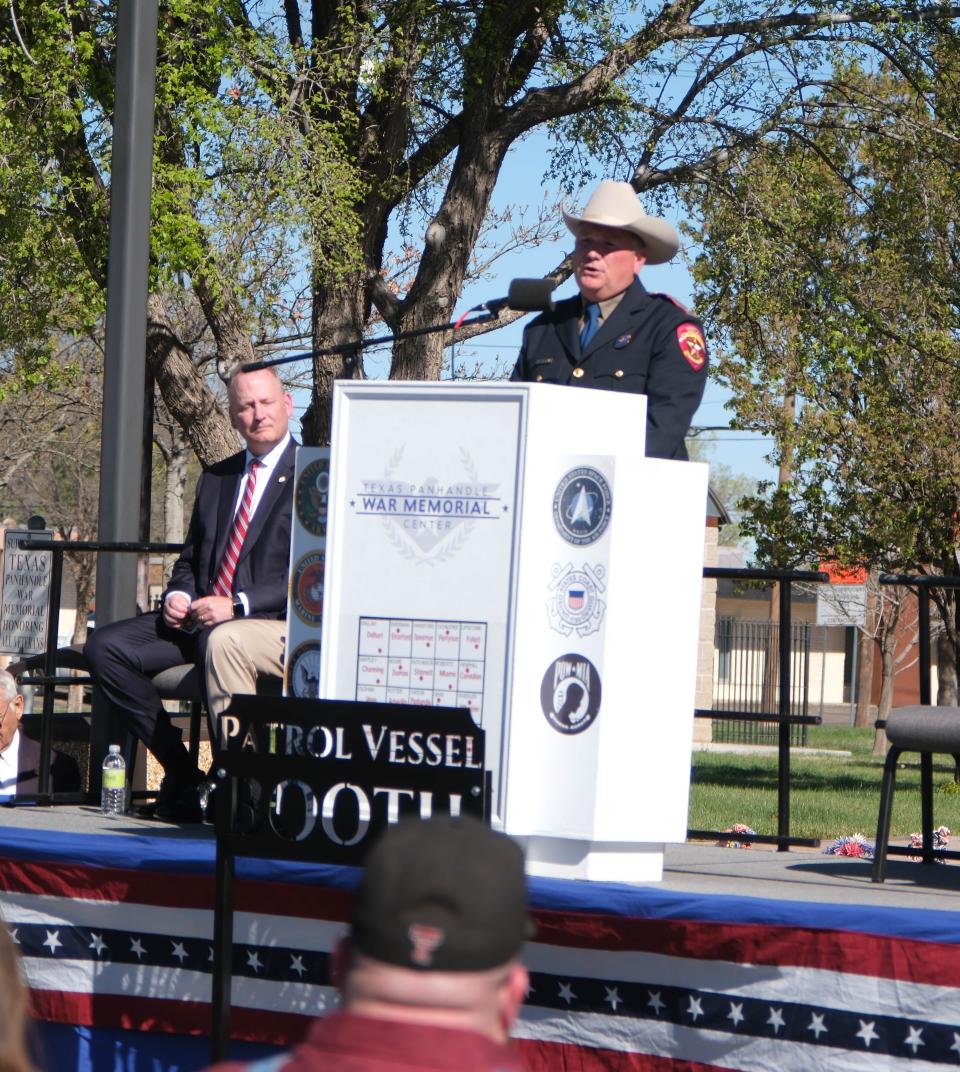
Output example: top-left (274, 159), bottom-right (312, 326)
top-left (676, 323), bottom-right (706, 371)
top-left (652, 292), bottom-right (693, 314)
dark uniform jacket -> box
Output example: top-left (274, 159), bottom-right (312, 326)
top-left (510, 278), bottom-right (708, 460)
top-left (165, 439), bottom-right (297, 619)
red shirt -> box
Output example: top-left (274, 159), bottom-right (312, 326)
top-left (208, 1011), bottom-right (525, 1072)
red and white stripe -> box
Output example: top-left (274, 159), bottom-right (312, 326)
top-left (212, 460), bottom-right (261, 597)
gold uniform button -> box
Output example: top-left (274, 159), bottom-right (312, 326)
top-left (535, 374), bottom-right (543, 382)
top-left (572, 368), bottom-right (585, 379)
top-left (615, 369), bottom-right (624, 378)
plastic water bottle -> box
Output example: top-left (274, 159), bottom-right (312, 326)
top-left (101, 745), bottom-right (126, 816)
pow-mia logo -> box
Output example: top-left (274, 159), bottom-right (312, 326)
top-left (540, 654), bottom-right (601, 735)
top-left (547, 563), bottom-right (606, 638)
top-left (295, 457), bottom-right (330, 536)
top-left (292, 550), bottom-right (325, 626)
top-left (288, 641), bottom-right (321, 698)
top-left (552, 468), bottom-right (612, 546)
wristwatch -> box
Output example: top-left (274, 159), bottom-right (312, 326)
top-left (232, 597), bottom-right (244, 619)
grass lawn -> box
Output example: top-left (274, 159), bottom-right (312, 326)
top-left (689, 725), bottom-right (960, 843)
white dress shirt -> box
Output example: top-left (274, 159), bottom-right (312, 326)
top-left (0, 728), bottom-right (21, 800)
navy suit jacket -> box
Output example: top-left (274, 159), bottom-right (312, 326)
top-left (510, 279), bottom-right (708, 460)
top-left (165, 438), bottom-right (297, 619)
top-left (13, 734), bottom-right (82, 795)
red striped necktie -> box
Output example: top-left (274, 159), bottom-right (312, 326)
top-left (211, 459), bottom-right (262, 597)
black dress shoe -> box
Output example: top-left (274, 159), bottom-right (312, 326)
top-left (133, 774), bottom-right (204, 824)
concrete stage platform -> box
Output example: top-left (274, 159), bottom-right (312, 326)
top-left (1, 807), bottom-right (959, 1070)
top-left (4, 803), bottom-right (959, 909)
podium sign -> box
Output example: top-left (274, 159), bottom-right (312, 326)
top-left (320, 382), bottom-right (707, 882)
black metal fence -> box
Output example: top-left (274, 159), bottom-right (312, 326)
top-left (712, 618), bottom-right (811, 746)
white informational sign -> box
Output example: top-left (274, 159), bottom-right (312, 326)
top-left (284, 448), bottom-right (330, 697)
top-left (320, 381), bottom-right (708, 883)
top-left (816, 584), bottom-right (867, 627)
top-left (321, 384), bottom-right (524, 802)
top-left (0, 528), bottom-right (55, 656)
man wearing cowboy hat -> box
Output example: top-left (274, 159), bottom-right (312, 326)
top-left (510, 180), bottom-right (707, 460)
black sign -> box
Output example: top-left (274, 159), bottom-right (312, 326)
top-left (213, 696), bottom-right (487, 865)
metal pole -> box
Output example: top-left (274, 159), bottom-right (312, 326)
top-left (777, 580), bottom-right (792, 849)
top-left (918, 586), bottom-right (933, 862)
top-left (91, 2), bottom-right (159, 773)
top-left (918, 587), bottom-right (931, 706)
top-left (95, 1), bottom-right (158, 620)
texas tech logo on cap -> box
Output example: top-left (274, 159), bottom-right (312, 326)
top-left (408, 923), bottom-right (445, 966)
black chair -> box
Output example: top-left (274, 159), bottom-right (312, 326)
top-left (872, 705), bottom-right (960, 882)
top-left (9, 646), bottom-right (204, 794)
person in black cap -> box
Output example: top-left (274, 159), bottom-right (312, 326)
top-left (205, 815), bottom-right (531, 1071)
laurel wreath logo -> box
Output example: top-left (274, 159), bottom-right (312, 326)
top-left (378, 444), bottom-right (480, 567)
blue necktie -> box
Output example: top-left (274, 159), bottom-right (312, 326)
top-left (579, 302), bottom-right (600, 350)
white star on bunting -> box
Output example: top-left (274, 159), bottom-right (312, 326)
top-left (808, 1013), bottom-right (827, 1038)
top-left (904, 1026), bottom-right (924, 1054)
top-left (856, 1021), bottom-right (879, 1048)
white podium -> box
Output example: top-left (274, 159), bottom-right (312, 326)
top-left (319, 381), bottom-right (707, 882)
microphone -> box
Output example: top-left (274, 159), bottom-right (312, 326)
top-left (454, 278), bottom-right (556, 327)
top-left (480, 278), bottom-right (556, 315)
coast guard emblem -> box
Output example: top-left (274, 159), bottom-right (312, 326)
top-left (546, 562), bottom-right (606, 637)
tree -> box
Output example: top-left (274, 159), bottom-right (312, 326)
top-left (3, 1), bottom-right (960, 463)
top-left (0, 337), bottom-right (103, 646)
top-left (686, 436), bottom-right (756, 549)
top-left (685, 57), bottom-right (960, 714)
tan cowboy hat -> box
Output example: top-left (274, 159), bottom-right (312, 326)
top-left (562, 180), bottom-right (680, 265)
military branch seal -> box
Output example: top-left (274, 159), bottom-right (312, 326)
top-left (546, 562), bottom-right (607, 638)
top-left (295, 456), bottom-right (330, 537)
top-left (289, 641), bottom-right (322, 698)
top-left (292, 550), bottom-right (325, 625)
top-left (552, 467), bottom-right (612, 546)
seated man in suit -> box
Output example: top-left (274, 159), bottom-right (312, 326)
top-left (0, 669), bottom-right (81, 799)
top-left (510, 179), bottom-right (708, 461)
top-left (85, 366), bottom-right (296, 822)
